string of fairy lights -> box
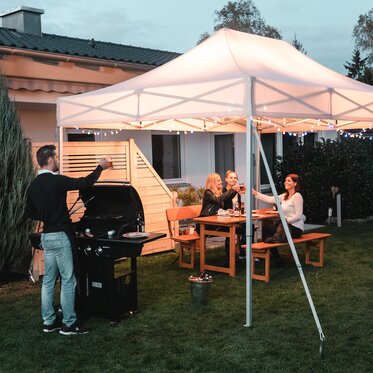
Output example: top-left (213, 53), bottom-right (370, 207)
top-left (75, 127), bottom-right (193, 136)
top-left (74, 123), bottom-right (373, 140)
top-left (338, 128), bottom-right (373, 140)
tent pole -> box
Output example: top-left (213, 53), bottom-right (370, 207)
top-left (255, 124), bottom-right (261, 209)
top-left (244, 114), bottom-right (254, 328)
top-left (252, 128), bottom-right (326, 344)
top-left (244, 76), bottom-right (255, 328)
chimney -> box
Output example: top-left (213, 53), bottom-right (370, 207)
top-left (0, 6), bottom-right (44, 36)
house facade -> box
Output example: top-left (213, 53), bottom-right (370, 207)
top-left (0, 6), bottom-right (336, 189)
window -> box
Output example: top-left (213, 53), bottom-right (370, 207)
top-left (151, 134), bottom-right (181, 179)
top-left (283, 132), bottom-right (316, 150)
top-left (303, 133), bottom-right (316, 146)
top-left (260, 133), bottom-right (276, 185)
top-left (282, 132), bottom-right (299, 150)
top-left (67, 133), bottom-right (95, 142)
top-left (215, 134), bottom-right (234, 177)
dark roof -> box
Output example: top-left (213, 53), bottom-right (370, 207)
top-left (0, 27), bottom-right (180, 67)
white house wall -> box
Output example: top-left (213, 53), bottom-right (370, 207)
top-left (184, 132), bottom-right (214, 187)
top-left (19, 106), bottom-right (58, 142)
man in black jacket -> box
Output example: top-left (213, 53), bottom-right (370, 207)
top-left (26, 144), bottom-right (109, 335)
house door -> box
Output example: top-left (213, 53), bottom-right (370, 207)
top-left (215, 134), bottom-right (235, 178)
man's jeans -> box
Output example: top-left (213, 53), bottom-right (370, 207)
top-left (41, 232), bottom-right (77, 327)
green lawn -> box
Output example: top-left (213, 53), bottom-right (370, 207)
top-left (0, 223), bottom-right (372, 373)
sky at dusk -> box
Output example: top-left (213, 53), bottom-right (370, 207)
top-left (1, 0), bottom-right (372, 73)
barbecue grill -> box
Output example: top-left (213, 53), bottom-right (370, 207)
top-left (29, 181), bottom-right (166, 323)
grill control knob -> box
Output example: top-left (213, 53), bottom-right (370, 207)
top-left (84, 245), bottom-right (92, 256)
top-left (95, 247), bottom-right (103, 256)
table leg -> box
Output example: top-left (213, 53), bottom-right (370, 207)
top-left (200, 223), bottom-right (206, 272)
top-left (229, 225), bottom-right (236, 277)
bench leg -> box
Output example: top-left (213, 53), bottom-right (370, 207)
top-left (305, 239), bottom-right (325, 267)
top-left (179, 242), bottom-right (195, 269)
top-left (252, 251), bottom-right (270, 283)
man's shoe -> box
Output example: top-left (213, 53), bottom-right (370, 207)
top-left (42, 320), bottom-right (61, 333)
top-left (59, 322), bottom-right (89, 336)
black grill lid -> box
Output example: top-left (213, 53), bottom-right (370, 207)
top-left (79, 182), bottom-right (143, 219)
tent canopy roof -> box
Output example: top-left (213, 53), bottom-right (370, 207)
top-left (57, 28), bottom-right (373, 133)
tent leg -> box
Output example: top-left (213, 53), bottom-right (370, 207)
top-left (244, 115), bottom-right (254, 328)
top-left (252, 128), bottom-right (326, 345)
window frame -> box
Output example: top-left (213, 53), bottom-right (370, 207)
top-left (151, 131), bottom-right (185, 184)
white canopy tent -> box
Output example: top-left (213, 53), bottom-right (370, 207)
top-left (57, 28), bottom-right (373, 133)
top-left (57, 29), bottom-right (373, 344)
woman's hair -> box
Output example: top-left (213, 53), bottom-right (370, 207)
top-left (205, 173), bottom-right (222, 196)
top-left (284, 173), bottom-right (301, 200)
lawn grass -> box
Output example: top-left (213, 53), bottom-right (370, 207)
top-left (0, 223), bottom-right (372, 372)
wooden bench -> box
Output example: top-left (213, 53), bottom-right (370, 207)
top-left (243, 232), bottom-right (331, 283)
top-left (166, 205), bottom-right (202, 269)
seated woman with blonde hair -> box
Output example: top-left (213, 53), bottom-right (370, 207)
top-left (199, 173), bottom-right (240, 218)
top-left (197, 173), bottom-right (244, 264)
top-left (222, 170), bottom-right (246, 259)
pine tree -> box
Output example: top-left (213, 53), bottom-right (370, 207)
top-left (0, 75), bottom-right (35, 277)
top-left (344, 48), bottom-right (368, 80)
top-left (292, 34), bottom-right (307, 54)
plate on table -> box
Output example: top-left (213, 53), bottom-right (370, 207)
top-left (252, 213), bottom-right (260, 218)
top-left (122, 232), bottom-right (149, 239)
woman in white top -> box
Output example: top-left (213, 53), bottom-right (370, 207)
top-left (252, 174), bottom-right (304, 264)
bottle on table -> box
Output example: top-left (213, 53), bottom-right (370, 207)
top-left (240, 202), bottom-right (245, 214)
top-left (136, 212), bottom-right (145, 233)
top-left (234, 201), bottom-right (241, 216)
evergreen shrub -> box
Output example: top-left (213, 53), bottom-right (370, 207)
top-left (275, 137), bottom-right (373, 223)
top-left (0, 75), bottom-right (35, 277)
top-left (170, 185), bottom-right (204, 206)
